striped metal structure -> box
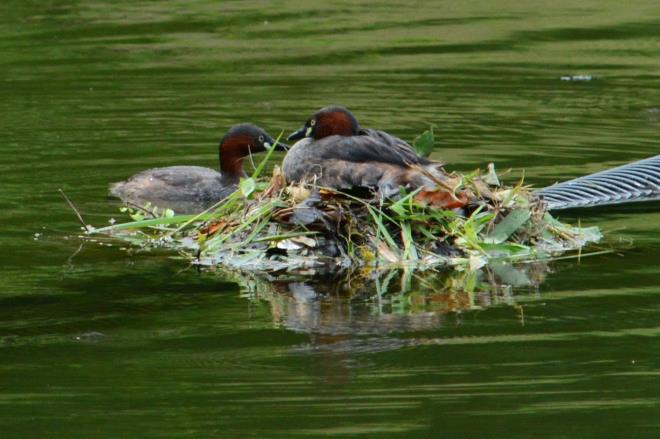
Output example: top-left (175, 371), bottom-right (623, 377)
top-left (536, 155), bottom-right (660, 211)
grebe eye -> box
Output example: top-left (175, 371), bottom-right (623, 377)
top-left (309, 119), bottom-right (316, 126)
top-left (258, 136), bottom-right (264, 142)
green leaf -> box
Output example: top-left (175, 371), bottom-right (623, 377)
top-left (389, 187), bottom-right (422, 217)
top-left (400, 221), bottom-right (418, 260)
top-left (464, 271), bottom-right (477, 293)
top-left (239, 177), bottom-right (256, 198)
top-left (412, 127), bottom-right (434, 157)
top-left (255, 181), bottom-right (270, 191)
top-left (366, 205), bottom-right (400, 258)
top-left (485, 208), bottom-right (531, 244)
top-left (481, 242), bottom-right (529, 256)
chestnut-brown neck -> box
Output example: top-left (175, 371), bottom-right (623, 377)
top-left (219, 134), bottom-right (254, 179)
top-left (316, 111), bottom-right (359, 139)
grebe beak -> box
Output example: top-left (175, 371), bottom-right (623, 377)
top-left (264, 139), bottom-right (289, 151)
top-left (287, 126), bottom-right (308, 141)
top-left (273, 140), bottom-right (289, 151)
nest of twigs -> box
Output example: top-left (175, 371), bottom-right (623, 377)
top-left (91, 162), bottom-right (601, 278)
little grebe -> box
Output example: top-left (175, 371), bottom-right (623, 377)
top-left (283, 106), bottom-right (445, 195)
top-left (110, 124), bottom-right (287, 213)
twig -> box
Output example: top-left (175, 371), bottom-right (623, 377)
top-left (58, 188), bottom-right (88, 229)
top-left (125, 201), bottom-right (156, 217)
top-left (246, 144), bottom-right (257, 172)
top-left (165, 192), bottom-right (236, 238)
top-left (64, 241), bottom-right (85, 273)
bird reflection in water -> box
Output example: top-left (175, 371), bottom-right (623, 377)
top-left (228, 263), bottom-right (550, 384)
top-left (235, 262), bottom-right (549, 336)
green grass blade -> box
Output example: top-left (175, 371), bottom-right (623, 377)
top-left (251, 130), bottom-right (285, 179)
top-left (93, 214), bottom-right (215, 233)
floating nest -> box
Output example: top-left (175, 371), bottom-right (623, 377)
top-left (91, 160), bottom-right (602, 279)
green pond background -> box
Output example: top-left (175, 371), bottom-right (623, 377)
top-left (1, 0), bottom-right (659, 437)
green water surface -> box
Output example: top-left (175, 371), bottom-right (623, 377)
top-left (1, 1), bottom-right (659, 437)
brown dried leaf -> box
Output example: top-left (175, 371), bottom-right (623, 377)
top-left (414, 189), bottom-right (468, 209)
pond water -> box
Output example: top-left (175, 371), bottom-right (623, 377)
top-left (1, 1), bottom-right (659, 437)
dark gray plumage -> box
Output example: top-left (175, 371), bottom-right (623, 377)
top-left (109, 124), bottom-right (286, 214)
top-left (282, 136), bottom-right (443, 194)
top-left (358, 128), bottom-right (432, 166)
top-left (283, 106), bottom-right (442, 193)
top-left (110, 166), bottom-right (237, 214)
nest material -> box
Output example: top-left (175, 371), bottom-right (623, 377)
top-left (96, 164), bottom-right (601, 277)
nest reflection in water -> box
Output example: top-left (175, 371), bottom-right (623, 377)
top-left (222, 261), bottom-right (550, 338)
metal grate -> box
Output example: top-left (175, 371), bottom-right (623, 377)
top-left (536, 155), bottom-right (660, 210)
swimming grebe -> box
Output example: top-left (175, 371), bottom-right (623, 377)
top-left (282, 106), bottom-right (445, 195)
top-left (110, 124), bottom-right (287, 214)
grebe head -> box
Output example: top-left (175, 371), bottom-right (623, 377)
top-left (288, 106), bottom-right (360, 141)
top-left (219, 124), bottom-right (287, 178)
